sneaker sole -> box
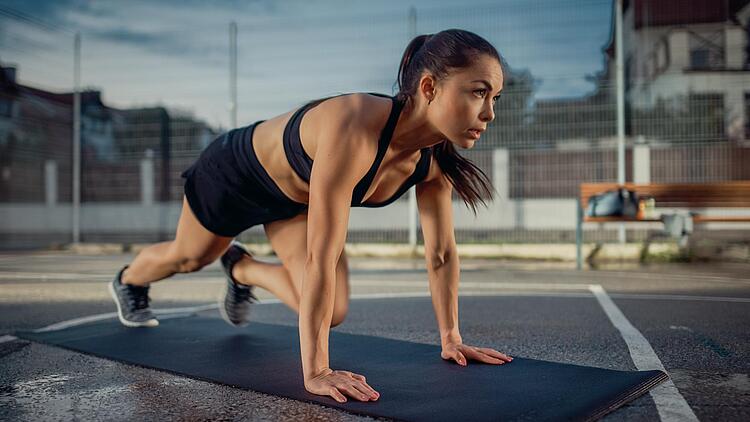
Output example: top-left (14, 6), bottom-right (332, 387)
top-left (108, 279), bottom-right (159, 328)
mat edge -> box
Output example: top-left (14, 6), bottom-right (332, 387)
top-left (584, 370), bottom-right (670, 422)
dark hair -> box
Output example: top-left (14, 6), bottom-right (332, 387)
top-left (394, 29), bottom-right (502, 215)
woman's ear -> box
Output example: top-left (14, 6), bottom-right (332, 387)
top-left (418, 74), bottom-right (437, 103)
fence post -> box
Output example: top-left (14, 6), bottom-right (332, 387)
top-left (493, 148), bottom-right (509, 200)
top-left (44, 160), bottom-right (57, 206)
top-left (633, 139), bottom-right (650, 183)
top-left (576, 197), bottom-right (583, 270)
top-left (141, 149), bottom-right (155, 206)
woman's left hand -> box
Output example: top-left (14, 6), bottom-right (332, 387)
top-left (441, 342), bottom-right (513, 366)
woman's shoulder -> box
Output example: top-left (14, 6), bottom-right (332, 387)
top-left (310, 92), bottom-right (393, 134)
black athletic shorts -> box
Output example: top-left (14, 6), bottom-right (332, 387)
top-left (181, 121), bottom-right (308, 237)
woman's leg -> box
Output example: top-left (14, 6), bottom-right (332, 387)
top-left (231, 211), bottom-right (350, 326)
top-left (122, 195), bottom-right (233, 286)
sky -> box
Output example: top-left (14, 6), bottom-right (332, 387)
top-left (0, 0), bottom-right (613, 130)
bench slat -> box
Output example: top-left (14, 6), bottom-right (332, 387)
top-left (580, 182), bottom-right (750, 208)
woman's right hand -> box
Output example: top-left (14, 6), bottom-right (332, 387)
top-left (304, 368), bottom-right (380, 403)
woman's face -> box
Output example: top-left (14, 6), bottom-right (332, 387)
top-left (426, 55), bottom-right (504, 149)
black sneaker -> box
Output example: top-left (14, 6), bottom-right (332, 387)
top-left (219, 241), bottom-right (259, 327)
top-left (108, 265), bottom-right (159, 328)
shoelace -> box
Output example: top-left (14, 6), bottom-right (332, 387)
top-left (124, 284), bottom-right (150, 310)
top-left (230, 282), bottom-right (257, 303)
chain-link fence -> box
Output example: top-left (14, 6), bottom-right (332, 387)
top-left (1, 0), bottom-right (748, 249)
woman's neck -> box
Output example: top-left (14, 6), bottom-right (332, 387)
top-left (390, 97), bottom-right (444, 154)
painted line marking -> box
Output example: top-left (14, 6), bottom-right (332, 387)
top-left (16, 288), bottom-right (750, 334)
top-left (589, 284), bottom-right (698, 422)
top-left (32, 304), bottom-right (218, 333)
top-left (0, 335), bottom-right (18, 343)
top-left (26, 290), bottom-right (587, 334)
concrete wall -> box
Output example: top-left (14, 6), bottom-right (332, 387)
top-left (3, 147), bottom-right (749, 246)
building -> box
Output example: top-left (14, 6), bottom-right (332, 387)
top-left (602, 0), bottom-right (750, 143)
top-left (0, 63), bottom-right (217, 204)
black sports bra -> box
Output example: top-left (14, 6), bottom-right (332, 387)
top-left (282, 92), bottom-right (432, 207)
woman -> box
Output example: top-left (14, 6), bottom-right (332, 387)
top-left (109, 28), bottom-right (514, 403)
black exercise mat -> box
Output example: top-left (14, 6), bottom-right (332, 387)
top-left (17, 316), bottom-right (668, 421)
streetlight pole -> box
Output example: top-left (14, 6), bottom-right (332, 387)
top-left (615, 0), bottom-right (626, 244)
top-left (229, 21), bottom-right (238, 128)
top-left (72, 31), bottom-right (81, 244)
top-left (407, 6), bottom-right (418, 254)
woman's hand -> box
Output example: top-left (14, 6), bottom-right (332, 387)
top-left (304, 368), bottom-right (380, 403)
top-left (441, 341), bottom-right (513, 366)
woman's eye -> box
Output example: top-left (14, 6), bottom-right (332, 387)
top-left (492, 95), bottom-right (500, 102)
top-left (474, 89), bottom-right (487, 97)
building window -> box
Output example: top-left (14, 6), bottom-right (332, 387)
top-left (745, 92), bottom-right (750, 140)
top-left (688, 30), bottom-right (725, 70)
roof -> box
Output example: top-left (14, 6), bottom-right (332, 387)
top-left (604, 0), bottom-right (750, 57)
top-left (628, 0), bottom-right (748, 29)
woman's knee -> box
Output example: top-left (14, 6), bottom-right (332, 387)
top-left (165, 235), bottom-right (230, 274)
top-left (169, 247), bottom-right (219, 273)
top-left (175, 256), bottom-right (211, 273)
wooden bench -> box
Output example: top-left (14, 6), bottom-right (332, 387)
top-left (575, 181), bottom-right (750, 269)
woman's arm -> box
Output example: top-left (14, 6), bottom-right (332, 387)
top-left (300, 95), bottom-right (380, 402)
top-left (415, 172), bottom-right (462, 347)
top-left (416, 168), bottom-right (514, 367)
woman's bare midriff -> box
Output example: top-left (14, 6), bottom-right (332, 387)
top-left (250, 93), bottom-right (428, 205)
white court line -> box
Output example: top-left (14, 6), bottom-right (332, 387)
top-left (589, 284), bottom-right (698, 422)
top-left (19, 289), bottom-right (750, 334)
top-left (0, 272), bottom-right (106, 280)
top-left (27, 294), bottom-right (437, 333)
top-left (33, 304), bottom-right (218, 333)
top-left (0, 334), bottom-right (18, 343)
top-left (29, 291), bottom-right (580, 333)
top-left (358, 280), bottom-right (592, 290)
top-left (607, 292), bottom-right (750, 304)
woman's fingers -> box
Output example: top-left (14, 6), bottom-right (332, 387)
top-left (478, 347), bottom-right (513, 361)
top-left (341, 371), bottom-right (378, 398)
top-left (351, 382), bottom-right (379, 400)
top-left (457, 346), bottom-right (508, 365)
top-left (349, 378), bottom-right (379, 400)
top-left (461, 347), bottom-right (499, 364)
top-left (348, 372), bottom-right (366, 383)
top-left (329, 386), bottom-right (347, 403)
top-left (339, 382), bottom-right (375, 401)
top-left (362, 383), bottom-right (379, 398)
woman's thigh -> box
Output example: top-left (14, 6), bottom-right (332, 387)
top-left (263, 211), bottom-right (350, 313)
top-left (170, 195), bottom-right (234, 271)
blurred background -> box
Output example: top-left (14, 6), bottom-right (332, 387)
top-left (1, 0), bottom-right (749, 259)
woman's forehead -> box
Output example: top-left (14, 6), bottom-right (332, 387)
top-left (454, 63), bottom-right (504, 90)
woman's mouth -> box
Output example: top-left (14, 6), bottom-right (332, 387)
top-left (468, 129), bottom-right (481, 139)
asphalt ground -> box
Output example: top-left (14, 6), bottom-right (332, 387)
top-left (1, 251), bottom-right (749, 421)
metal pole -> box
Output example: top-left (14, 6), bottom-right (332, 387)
top-left (615, 0), bottom-right (626, 244)
top-left (72, 31), bottom-right (81, 244)
top-left (407, 6), bottom-right (418, 254)
top-left (229, 21), bottom-right (237, 128)
top-left (576, 198), bottom-right (583, 270)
